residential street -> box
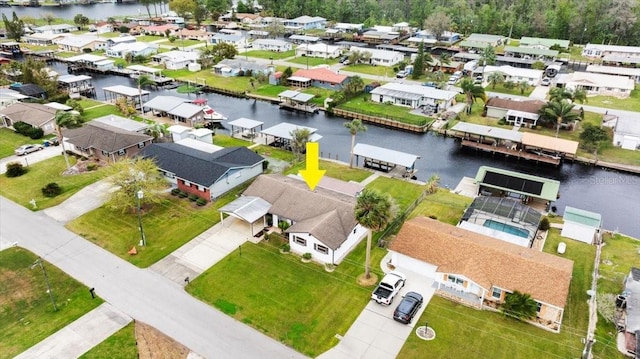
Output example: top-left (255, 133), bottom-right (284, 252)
top-left (0, 196), bottom-right (305, 359)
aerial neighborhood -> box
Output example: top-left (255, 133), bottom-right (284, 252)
top-left (1, 0), bottom-right (640, 358)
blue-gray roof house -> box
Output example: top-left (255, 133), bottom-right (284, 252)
top-left (283, 16), bottom-right (327, 30)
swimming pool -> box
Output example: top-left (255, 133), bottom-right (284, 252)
top-left (483, 220), bottom-right (530, 238)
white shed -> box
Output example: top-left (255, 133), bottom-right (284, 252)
top-left (561, 206), bottom-right (602, 244)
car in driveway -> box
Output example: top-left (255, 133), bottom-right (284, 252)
top-left (393, 291), bottom-right (423, 324)
top-left (15, 144), bottom-right (44, 156)
top-left (541, 77), bottom-right (551, 86)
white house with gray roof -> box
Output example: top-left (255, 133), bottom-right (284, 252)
top-left (143, 95), bottom-right (204, 125)
top-left (252, 39), bottom-right (292, 52)
top-left (212, 32), bottom-right (247, 48)
top-left (151, 50), bottom-right (199, 70)
top-left (370, 82), bottom-right (458, 110)
top-left (350, 46), bottom-right (404, 66)
top-left (482, 65), bottom-right (544, 86)
top-left (559, 71), bottom-right (635, 98)
top-left (611, 115), bottom-right (640, 150)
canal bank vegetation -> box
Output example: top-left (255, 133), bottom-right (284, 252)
top-left (336, 94), bottom-right (432, 126)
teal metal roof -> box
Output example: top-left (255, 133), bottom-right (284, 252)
top-left (520, 37), bottom-right (570, 49)
top-left (563, 206), bottom-right (602, 228)
top-left (504, 46), bottom-right (559, 57)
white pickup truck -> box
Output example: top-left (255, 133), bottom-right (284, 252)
top-left (371, 271), bottom-right (406, 305)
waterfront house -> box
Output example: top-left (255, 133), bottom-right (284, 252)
top-left (213, 59), bottom-right (274, 77)
top-left (283, 15), bottom-right (327, 30)
top-left (388, 216), bottom-right (574, 332)
top-left (296, 43), bottom-right (342, 59)
top-left (252, 39), bottom-right (292, 52)
top-left (55, 35), bottom-right (107, 53)
top-left (211, 33), bottom-right (247, 48)
top-left (63, 120), bottom-right (153, 163)
top-left (558, 72), bottom-right (634, 98)
top-left (586, 65), bottom-right (640, 83)
top-left (290, 68), bottom-right (349, 90)
top-left (105, 42), bottom-right (158, 59)
top-left (288, 34), bottom-right (321, 44)
top-left (141, 140), bottom-right (264, 201)
top-left (92, 114), bottom-right (149, 134)
top-left (220, 174), bottom-right (367, 264)
top-left (370, 82), bottom-right (457, 110)
top-left (610, 115), bottom-right (640, 150)
top-left (0, 89), bottom-right (28, 110)
top-left (33, 24), bottom-right (78, 34)
top-left (519, 37), bottom-right (570, 50)
top-left (23, 32), bottom-right (69, 46)
top-left (484, 97), bottom-right (546, 128)
top-left (482, 65), bottom-right (544, 86)
top-left (0, 102), bottom-right (56, 135)
top-left (560, 207), bottom-right (602, 244)
top-left (151, 50), bottom-right (199, 70)
top-left (12, 83), bottom-right (47, 99)
top-left (349, 46), bottom-right (404, 66)
top-left (67, 54), bottom-right (115, 71)
top-left (175, 29), bottom-right (212, 42)
top-left (142, 95), bottom-right (205, 125)
top-left (143, 24), bottom-right (179, 36)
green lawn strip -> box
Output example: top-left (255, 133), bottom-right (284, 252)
top-left (287, 57), bottom-right (339, 67)
top-left (343, 64), bottom-right (392, 77)
top-left (366, 176), bottom-right (425, 212)
top-left (337, 94), bottom-right (431, 126)
top-left (186, 240), bottom-right (371, 357)
top-left (57, 51), bottom-right (78, 58)
top-left (0, 128), bottom-right (35, 158)
top-left (284, 160), bottom-right (372, 182)
top-left (253, 145), bottom-right (297, 163)
top-left (0, 247), bottom-right (103, 359)
top-left (487, 83), bottom-right (534, 97)
top-left (66, 187), bottom-right (246, 268)
top-left (77, 98), bottom-right (104, 109)
top-left (578, 145), bottom-right (640, 166)
top-left (213, 134), bottom-right (252, 147)
top-left (252, 84), bottom-right (288, 98)
top-left (79, 321), bottom-right (137, 359)
top-left (584, 86), bottom-right (640, 112)
top-left (0, 156), bottom-right (106, 210)
top-left (157, 39), bottom-right (204, 47)
top-left (164, 69), bottom-right (254, 93)
top-left (409, 188), bottom-right (473, 225)
top-left (82, 105), bottom-right (124, 121)
top-left (400, 229), bottom-right (594, 358)
top-left (136, 35), bottom-right (166, 43)
top-left (240, 50), bottom-right (295, 60)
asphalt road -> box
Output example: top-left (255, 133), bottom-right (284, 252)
top-left (0, 145), bottom-right (63, 174)
top-left (0, 196), bottom-right (305, 359)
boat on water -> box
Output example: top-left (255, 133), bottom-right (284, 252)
top-left (191, 98), bottom-right (227, 122)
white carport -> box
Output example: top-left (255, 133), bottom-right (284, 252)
top-left (218, 196), bottom-right (271, 236)
top-left (353, 143), bottom-right (420, 172)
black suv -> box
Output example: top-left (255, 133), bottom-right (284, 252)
top-left (393, 291), bottom-right (423, 324)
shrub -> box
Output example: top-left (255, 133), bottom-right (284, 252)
top-left (178, 190), bottom-right (188, 198)
top-left (539, 217), bottom-right (551, 231)
top-left (196, 198), bottom-right (207, 206)
top-left (82, 48), bottom-right (92, 53)
top-left (5, 162), bottom-right (26, 177)
top-left (171, 188), bottom-right (181, 196)
top-left (41, 182), bottom-right (62, 197)
top-left (280, 243), bottom-right (290, 252)
top-left (86, 163), bottom-right (98, 171)
top-left (188, 193), bottom-right (199, 201)
top-left (13, 121), bottom-right (32, 135)
top-left (27, 127), bottom-right (44, 139)
top-left (302, 252), bottom-right (312, 260)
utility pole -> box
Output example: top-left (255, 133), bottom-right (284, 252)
top-left (31, 258), bottom-right (57, 312)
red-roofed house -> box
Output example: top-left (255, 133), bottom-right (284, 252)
top-left (144, 24), bottom-right (179, 36)
top-left (290, 68), bottom-right (350, 90)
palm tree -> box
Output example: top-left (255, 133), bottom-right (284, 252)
top-left (518, 80), bottom-right (530, 95)
top-left (501, 291), bottom-right (538, 320)
top-left (344, 119), bottom-right (367, 168)
top-left (437, 53), bottom-right (451, 71)
top-left (540, 100), bottom-right (580, 137)
top-left (460, 78), bottom-right (487, 114)
top-left (572, 88), bottom-right (587, 104)
top-left (55, 111), bottom-right (83, 170)
top-left (354, 188), bottom-right (396, 279)
top-left (137, 75), bottom-right (155, 116)
top-left (345, 75), bottom-right (365, 95)
top-left (487, 72), bottom-right (505, 89)
top-left (147, 122), bottom-right (168, 141)
top-left (548, 87), bottom-right (573, 102)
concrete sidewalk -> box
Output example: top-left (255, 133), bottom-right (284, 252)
top-left (43, 179), bottom-right (115, 223)
top-left (150, 217), bottom-right (260, 284)
top-left (15, 303), bottom-right (131, 359)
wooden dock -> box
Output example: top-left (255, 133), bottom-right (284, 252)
top-left (460, 139), bottom-right (561, 165)
top-left (332, 108), bottom-right (429, 133)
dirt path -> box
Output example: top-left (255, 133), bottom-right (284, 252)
top-left (135, 321), bottom-right (190, 359)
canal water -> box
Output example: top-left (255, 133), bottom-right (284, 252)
top-left (46, 60), bottom-right (640, 238)
top-left (3, 3), bottom-right (143, 19)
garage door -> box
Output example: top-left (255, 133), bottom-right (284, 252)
top-left (395, 253), bottom-right (437, 278)
top-left (621, 136), bottom-right (639, 150)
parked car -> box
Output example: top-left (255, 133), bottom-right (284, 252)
top-left (541, 77), bottom-right (551, 86)
top-left (474, 75), bottom-right (483, 84)
top-left (396, 70), bottom-right (408, 79)
top-left (393, 291), bottom-right (423, 324)
top-left (371, 271), bottom-right (406, 305)
top-left (14, 144), bottom-right (44, 156)
top-left (422, 81), bottom-right (436, 88)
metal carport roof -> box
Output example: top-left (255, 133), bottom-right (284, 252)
top-left (353, 143), bottom-right (419, 168)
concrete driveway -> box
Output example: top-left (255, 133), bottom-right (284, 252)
top-left (529, 85), bottom-right (551, 100)
top-left (318, 268), bottom-right (435, 359)
top-left (0, 145), bottom-right (63, 174)
top-left (43, 178), bottom-right (116, 223)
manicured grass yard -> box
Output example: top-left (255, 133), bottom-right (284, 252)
top-left (186, 238), bottom-right (372, 357)
top-left (79, 322), bottom-right (137, 359)
top-left (366, 176), bottom-right (425, 212)
top-left (212, 134), bottom-right (252, 147)
top-left (0, 156), bottom-right (107, 210)
top-left (285, 160), bottom-right (372, 183)
top-left (343, 64), bottom-right (393, 77)
top-left (287, 56), bottom-right (339, 67)
top-left (0, 128), bottom-right (35, 158)
top-left (157, 39), bottom-right (204, 47)
top-left (0, 247), bottom-right (103, 358)
top-left (399, 228), bottom-right (595, 359)
top-left (136, 35), bottom-right (166, 43)
top-left (487, 82), bottom-right (534, 97)
top-left (241, 50), bottom-right (295, 60)
top-left (77, 98), bottom-right (104, 109)
top-left (66, 187), bottom-right (247, 267)
top-left (586, 86), bottom-right (640, 112)
top-left (253, 145), bottom-right (297, 163)
top-left (338, 94), bottom-right (432, 126)
top-left (82, 104), bottom-right (124, 121)
top-left (409, 188), bottom-right (472, 225)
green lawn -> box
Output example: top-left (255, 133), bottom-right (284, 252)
top-left (409, 188), bottom-right (473, 225)
top-left (167, 69), bottom-right (254, 93)
top-left (285, 160), bottom-right (372, 183)
top-left (487, 82), bottom-right (534, 97)
top-left (82, 105), bottom-right (124, 121)
top-left (213, 134), bottom-right (252, 147)
top-left (578, 145), bottom-right (640, 166)
top-left (253, 84), bottom-right (288, 98)
top-left (253, 145), bottom-right (297, 163)
top-left (399, 228), bottom-right (595, 359)
top-left (241, 50), bottom-right (295, 60)
top-left (338, 94), bottom-right (432, 126)
top-left (79, 322), bottom-right (137, 359)
top-left (584, 86), bottom-right (640, 112)
top-left (56, 51), bottom-right (78, 58)
top-left (287, 56), bottom-right (339, 67)
top-left (343, 64), bottom-right (393, 77)
top-left (0, 156), bottom-right (107, 210)
top-left (136, 35), bottom-right (166, 43)
top-left (66, 187), bottom-right (247, 267)
top-left (78, 98), bottom-right (104, 109)
top-left (158, 39), bottom-right (204, 47)
top-left (186, 238), bottom-right (373, 357)
top-left (0, 247), bottom-right (103, 359)
top-left (0, 128), bottom-right (34, 158)
top-left (366, 176), bottom-right (425, 212)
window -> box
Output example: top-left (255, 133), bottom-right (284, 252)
top-left (117, 149), bottom-right (125, 156)
top-left (314, 243), bottom-right (329, 254)
top-left (447, 275), bottom-right (464, 285)
top-left (138, 142), bottom-right (145, 148)
top-left (293, 236), bottom-right (306, 246)
top-left (492, 287), bottom-right (502, 299)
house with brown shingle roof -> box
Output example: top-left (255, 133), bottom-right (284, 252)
top-left (485, 97), bottom-right (546, 128)
top-left (388, 217), bottom-right (573, 332)
top-left (227, 174), bottom-right (367, 264)
top-left (0, 102), bottom-right (57, 135)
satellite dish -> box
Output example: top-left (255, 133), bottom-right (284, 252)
top-left (586, 290), bottom-right (596, 297)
